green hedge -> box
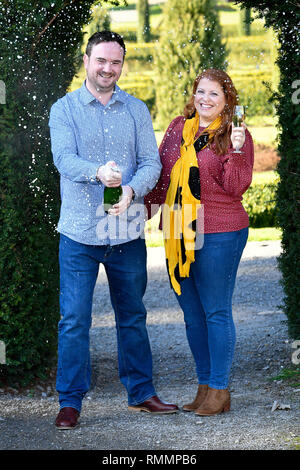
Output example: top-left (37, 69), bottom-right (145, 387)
top-left (119, 70), bottom-right (274, 119)
top-left (72, 37), bottom-right (277, 119)
top-left (230, 69), bottom-right (275, 117)
top-left (120, 37), bottom-right (277, 119)
top-left (237, 0), bottom-right (300, 340)
top-left (0, 0), bottom-right (100, 387)
top-left (243, 181), bottom-right (277, 227)
top-left (118, 74), bottom-right (156, 116)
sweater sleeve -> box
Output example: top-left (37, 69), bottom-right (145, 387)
top-left (144, 116), bottom-right (184, 220)
top-left (220, 129), bottom-right (254, 198)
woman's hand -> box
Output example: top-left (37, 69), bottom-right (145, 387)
top-left (231, 122), bottom-right (246, 151)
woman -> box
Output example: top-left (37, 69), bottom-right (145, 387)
top-left (145, 69), bottom-right (254, 416)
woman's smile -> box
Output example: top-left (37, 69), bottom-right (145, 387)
top-left (194, 78), bottom-right (226, 126)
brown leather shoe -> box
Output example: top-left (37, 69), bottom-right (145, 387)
top-left (182, 384), bottom-right (208, 412)
top-left (55, 407), bottom-right (80, 429)
top-left (128, 395), bottom-right (179, 414)
top-left (195, 387), bottom-right (230, 416)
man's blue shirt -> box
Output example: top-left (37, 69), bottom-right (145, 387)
top-left (49, 82), bottom-right (161, 245)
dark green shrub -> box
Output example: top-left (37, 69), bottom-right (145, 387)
top-left (236, 0), bottom-right (300, 339)
top-left (0, 0), bottom-right (116, 386)
top-left (243, 183), bottom-right (277, 227)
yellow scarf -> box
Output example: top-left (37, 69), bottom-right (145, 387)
top-left (163, 112), bottom-right (221, 295)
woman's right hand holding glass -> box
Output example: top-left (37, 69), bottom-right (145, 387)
top-left (231, 122), bottom-right (246, 153)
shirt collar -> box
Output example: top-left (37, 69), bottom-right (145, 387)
top-left (79, 81), bottom-right (127, 106)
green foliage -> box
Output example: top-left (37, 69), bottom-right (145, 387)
top-left (231, 72), bottom-right (274, 117)
top-left (227, 35), bottom-right (275, 70)
top-left (137, 0), bottom-right (151, 43)
top-left (87, 3), bottom-right (111, 36)
top-left (270, 366), bottom-right (300, 387)
top-left (154, 0), bottom-right (228, 130)
top-left (0, 0), bottom-right (116, 386)
top-left (116, 37), bottom-right (277, 120)
top-left (80, 6), bottom-right (278, 123)
top-left (236, 0), bottom-right (300, 339)
top-left (243, 182), bottom-right (277, 228)
top-left (119, 78), bottom-right (156, 116)
top-left (239, 6), bottom-right (251, 35)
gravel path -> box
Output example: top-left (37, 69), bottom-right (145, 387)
top-left (0, 240), bottom-right (299, 451)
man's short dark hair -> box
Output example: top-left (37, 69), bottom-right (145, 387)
top-left (86, 31), bottom-right (126, 58)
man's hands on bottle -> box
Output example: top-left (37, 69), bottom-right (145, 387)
top-left (108, 185), bottom-right (134, 216)
top-left (97, 161), bottom-right (134, 215)
top-left (97, 161), bottom-right (122, 187)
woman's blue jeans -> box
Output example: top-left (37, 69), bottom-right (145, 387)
top-left (175, 227), bottom-right (248, 390)
top-left (57, 234), bottom-right (156, 412)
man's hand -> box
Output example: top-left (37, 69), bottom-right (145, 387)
top-left (97, 161), bottom-right (122, 187)
top-left (108, 185), bottom-right (134, 216)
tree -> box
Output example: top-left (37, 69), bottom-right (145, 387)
top-left (137, 0), bottom-right (151, 43)
top-left (155, 0), bottom-right (227, 130)
top-left (89, 3), bottom-right (111, 35)
top-left (240, 7), bottom-right (251, 35)
top-left (0, 0), bottom-right (121, 386)
top-left (236, 0), bottom-right (300, 339)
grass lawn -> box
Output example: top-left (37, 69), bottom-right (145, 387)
top-left (145, 227), bottom-right (282, 247)
top-left (249, 126), bottom-right (278, 146)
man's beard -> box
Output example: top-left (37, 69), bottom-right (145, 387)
top-left (91, 72), bottom-right (117, 94)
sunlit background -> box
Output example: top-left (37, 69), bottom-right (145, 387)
top-left (69, 0), bottom-right (281, 244)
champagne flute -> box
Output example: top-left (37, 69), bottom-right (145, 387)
top-left (232, 105), bottom-right (245, 153)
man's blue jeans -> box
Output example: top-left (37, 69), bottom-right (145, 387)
top-left (175, 227), bottom-right (248, 390)
top-left (57, 234), bottom-right (156, 412)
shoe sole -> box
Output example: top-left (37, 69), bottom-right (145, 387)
top-left (55, 420), bottom-right (80, 430)
top-left (195, 410), bottom-right (230, 416)
top-left (56, 427), bottom-right (77, 430)
top-left (128, 406), bottom-right (178, 414)
top-left (55, 425), bottom-right (79, 430)
top-left (195, 403), bottom-right (230, 416)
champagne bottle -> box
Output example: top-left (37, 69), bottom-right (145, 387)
top-left (103, 166), bottom-right (122, 214)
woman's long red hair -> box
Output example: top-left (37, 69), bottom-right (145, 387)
top-left (183, 69), bottom-right (239, 155)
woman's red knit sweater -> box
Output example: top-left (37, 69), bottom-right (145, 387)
top-left (145, 116), bottom-right (254, 233)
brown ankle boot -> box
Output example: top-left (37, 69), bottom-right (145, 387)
top-left (182, 384), bottom-right (208, 412)
top-left (195, 387), bottom-right (230, 416)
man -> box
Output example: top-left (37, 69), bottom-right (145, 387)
top-left (49, 31), bottom-right (178, 430)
